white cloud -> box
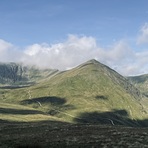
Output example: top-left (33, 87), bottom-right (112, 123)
top-left (22, 35), bottom-right (100, 69)
top-left (0, 39), bottom-right (12, 58)
top-left (21, 36), bottom-right (143, 76)
top-left (0, 39), bottom-right (13, 51)
top-left (137, 23), bottom-right (148, 44)
top-left (0, 39), bottom-right (19, 62)
top-left (0, 35), bottom-right (148, 76)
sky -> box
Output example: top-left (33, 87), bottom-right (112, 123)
top-left (0, 0), bottom-right (148, 76)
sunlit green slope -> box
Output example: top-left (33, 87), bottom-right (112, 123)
top-left (0, 102), bottom-right (62, 122)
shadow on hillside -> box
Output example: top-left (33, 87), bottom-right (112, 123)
top-left (143, 93), bottom-right (148, 98)
top-left (74, 109), bottom-right (148, 127)
top-left (21, 96), bottom-right (66, 106)
top-left (0, 119), bottom-right (11, 123)
top-left (95, 95), bottom-right (108, 100)
top-left (0, 118), bottom-right (68, 126)
top-left (48, 104), bottom-right (76, 116)
top-left (0, 107), bottom-right (43, 115)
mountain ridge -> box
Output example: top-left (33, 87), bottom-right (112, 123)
top-left (0, 62), bottom-right (59, 85)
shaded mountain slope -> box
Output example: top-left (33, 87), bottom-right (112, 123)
top-left (0, 62), bottom-right (58, 85)
top-left (128, 74), bottom-right (148, 97)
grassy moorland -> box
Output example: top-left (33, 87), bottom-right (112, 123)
top-left (0, 120), bottom-right (148, 148)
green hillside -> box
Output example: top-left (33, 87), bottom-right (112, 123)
top-left (0, 102), bottom-right (61, 122)
top-left (1, 59), bottom-right (147, 126)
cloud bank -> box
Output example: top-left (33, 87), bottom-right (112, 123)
top-left (1, 24), bottom-right (148, 76)
top-left (137, 23), bottom-right (148, 44)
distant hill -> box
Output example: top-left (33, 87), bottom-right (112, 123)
top-left (0, 62), bottom-right (58, 85)
top-left (0, 59), bottom-right (148, 127)
top-left (128, 74), bottom-right (148, 97)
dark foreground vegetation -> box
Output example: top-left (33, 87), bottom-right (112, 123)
top-left (0, 120), bottom-right (148, 148)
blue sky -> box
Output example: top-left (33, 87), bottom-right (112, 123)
top-left (0, 0), bottom-right (148, 75)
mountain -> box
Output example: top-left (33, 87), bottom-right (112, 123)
top-left (1, 59), bottom-right (147, 127)
top-left (0, 62), bottom-right (58, 85)
top-left (128, 74), bottom-right (148, 97)
top-left (1, 59), bottom-right (148, 147)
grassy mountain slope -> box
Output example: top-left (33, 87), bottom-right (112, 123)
top-left (0, 102), bottom-right (62, 123)
top-left (1, 59), bottom-right (147, 126)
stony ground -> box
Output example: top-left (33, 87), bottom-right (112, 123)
top-left (0, 121), bottom-right (148, 148)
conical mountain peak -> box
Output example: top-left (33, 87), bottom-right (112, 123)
top-left (84, 59), bottom-right (103, 65)
top-left (76, 59), bottom-right (104, 70)
top-left (87, 59), bottom-right (99, 63)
